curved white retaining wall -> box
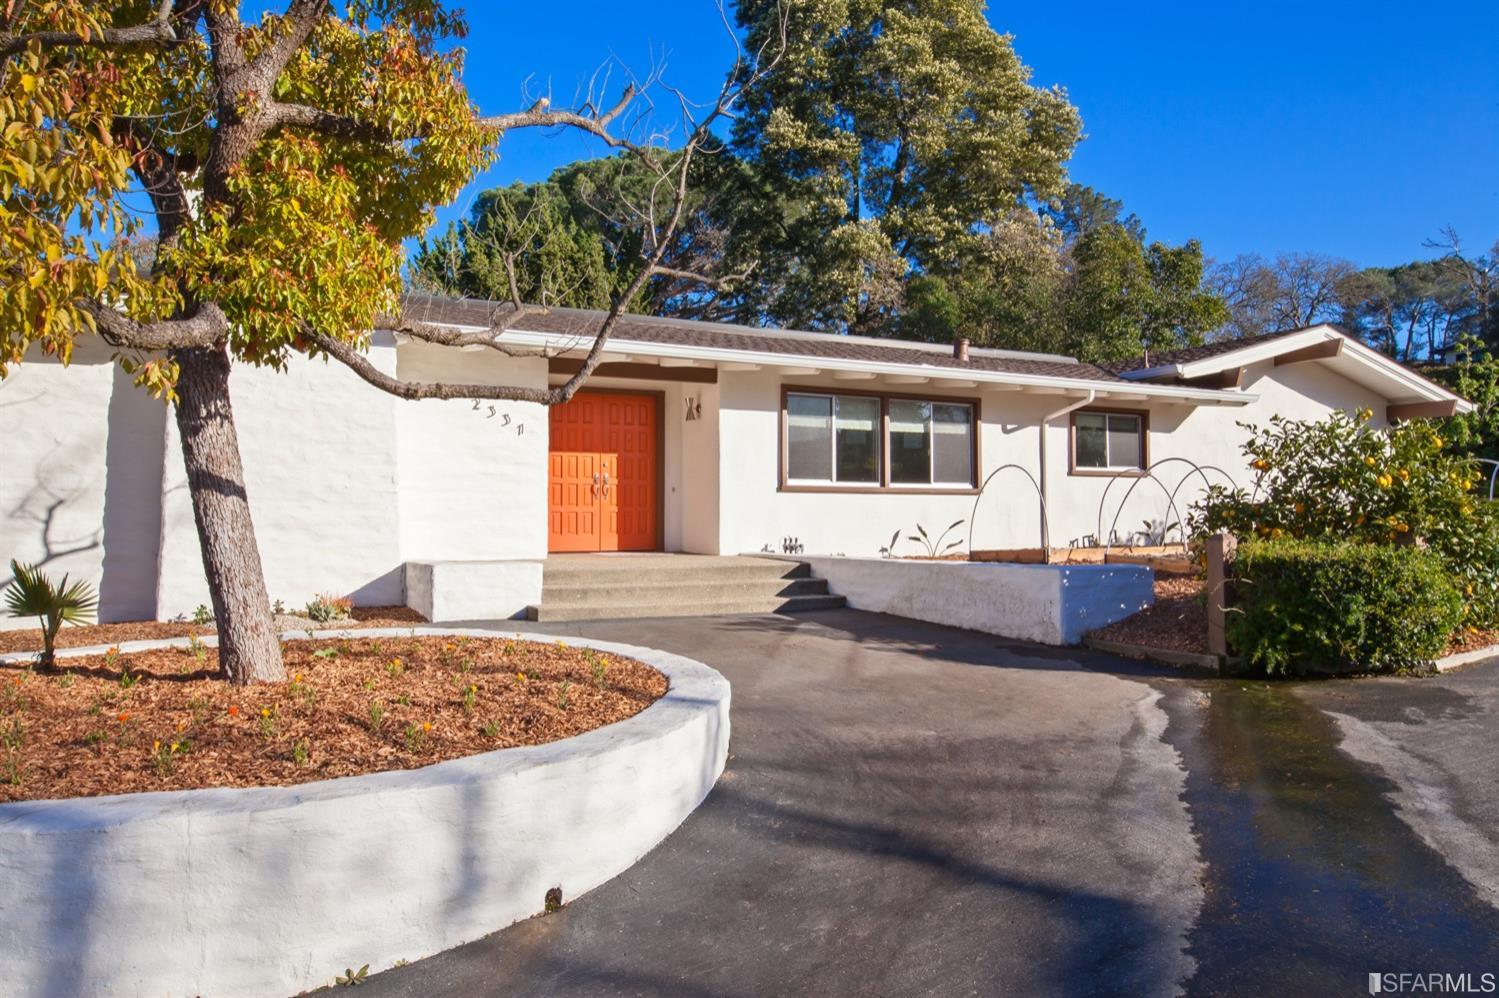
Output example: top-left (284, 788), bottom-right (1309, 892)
top-left (0, 628), bottom-right (730, 997)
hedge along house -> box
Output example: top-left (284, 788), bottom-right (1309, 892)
top-left (1, 294), bottom-right (1472, 627)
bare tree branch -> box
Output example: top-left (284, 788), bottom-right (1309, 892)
top-left (478, 85), bottom-right (638, 141)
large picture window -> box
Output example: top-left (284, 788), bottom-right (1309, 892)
top-left (786, 393), bottom-right (880, 484)
top-left (782, 389), bottom-right (977, 490)
top-left (1072, 410), bottom-right (1146, 472)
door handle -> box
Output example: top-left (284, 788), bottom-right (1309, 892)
top-left (592, 471), bottom-right (601, 498)
top-left (601, 471), bottom-right (611, 499)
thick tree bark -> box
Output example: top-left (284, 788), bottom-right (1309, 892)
top-left (171, 345), bottom-right (285, 683)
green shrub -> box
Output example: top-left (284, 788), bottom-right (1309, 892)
top-left (1191, 409), bottom-right (1498, 630)
top-left (304, 593), bottom-right (352, 623)
top-left (1227, 539), bottom-right (1463, 676)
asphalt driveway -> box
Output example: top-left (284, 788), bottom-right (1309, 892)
top-left (362, 609), bottom-right (1499, 998)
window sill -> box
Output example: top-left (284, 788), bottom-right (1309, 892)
top-left (1069, 468), bottom-right (1147, 478)
top-left (779, 484), bottom-right (981, 496)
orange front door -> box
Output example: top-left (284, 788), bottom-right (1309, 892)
top-left (548, 392), bottom-right (659, 552)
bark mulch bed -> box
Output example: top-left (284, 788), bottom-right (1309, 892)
top-left (0, 634), bottom-right (666, 803)
top-left (0, 605), bottom-right (426, 655)
top-left (1088, 577), bottom-right (1210, 655)
top-left (1448, 627), bottom-right (1499, 656)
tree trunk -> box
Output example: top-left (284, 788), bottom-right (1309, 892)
top-left (171, 345), bottom-right (285, 683)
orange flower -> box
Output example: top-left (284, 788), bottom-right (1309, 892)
top-left (117, 712), bottom-right (130, 723)
top-left (228, 705), bottom-right (240, 717)
top-left (421, 722), bottom-right (432, 732)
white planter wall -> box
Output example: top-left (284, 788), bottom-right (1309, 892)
top-left (788, 555), bottom-right (1154, 645)
top-left (0, 630), bottom-right (730, 997)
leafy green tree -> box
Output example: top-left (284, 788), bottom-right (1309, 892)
top-left (1433, 336), bottom-right (1499, 462)
top-left (728, 0), bottom-right (1081, 333)
top-left (1, 1), bottom-right (765, 682)
top-left (1062, 226), bottom-right (1225, 362)
top-left (411, 182), bottom-right (618, 308)
top-left (1339, 259), bottom-right (1471, 362)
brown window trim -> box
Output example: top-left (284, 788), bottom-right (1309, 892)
top-left (778, 384), bottom-right (983, 494)
top-left (1069, 406), bottom-right (1150, 477)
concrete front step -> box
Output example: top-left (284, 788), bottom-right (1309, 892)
top-left (542, 557), bottom-right (810, 587)
top-left (527, 593), bottom-right (846, 622)
top-left (540, 577), bottom-right (831, 606)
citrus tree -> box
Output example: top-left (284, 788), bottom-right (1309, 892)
top-left (1, 1), bottom-right (775, 682)
top-left (1191, 409), bottom-right (1499, 630)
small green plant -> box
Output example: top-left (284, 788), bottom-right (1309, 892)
top-left (52, 671), bottom-right (74, 689)
top-left (557, 680), bottom-right (572, 711)
top-left (258, 706), bottom-right (278, 739)
top-left (272, 598), bottom-right (286, 615)
top-left (479, 719), bottom-right (499, 738)
top-left (118, 667), bottom-right (139, 690)
top-left (1, 716), bottom-right (23, 753)
top-left (312, 647), bottom-right (339, 660)
top-left (336, 964), bottom-right (369, 987)
top-left (461, 683), bottom-right (478, 712)
top-left (3, 560), bottom-right (98, 667)
top-left (290, 672), bottom-right (316, 706)
top-left (186, 634), bottom-right (208, 662)
top-left (394, 694), bottom-right (411, 706)
top-left (292, 738), bottom-right (311, 766)
top-left (305, 593), bottom-right (352, 623)
top-left (386, 656), bottom-right (403, 677)
top-left (84, 729), bottom-right (106, 746)
top-left (151, 737), bottom-right (187, 776)
top-left (905, 519), bottom-right (966, 558)
top-left (191, 604), bottom-right (212, 626)
top-left (586, 651), bottom-right (608, 689)
top-left (403, 721), bottom-right (431, 752)
top-left (367, 700), bottom-right (386, 733)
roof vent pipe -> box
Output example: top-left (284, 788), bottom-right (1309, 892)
top-left (954, 337), bottom-right (970, 363)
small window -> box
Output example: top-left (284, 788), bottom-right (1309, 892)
top-left (1074, 411), bottom-right (1145, 471)
top-left (786, 392), bottom-right (880, 484)
top-left (889, 399), bottom-right (974, 486)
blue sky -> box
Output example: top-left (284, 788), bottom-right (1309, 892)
top-left (449, 1), bottom-right (1499, 268)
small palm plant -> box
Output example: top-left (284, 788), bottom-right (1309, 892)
top-left (908, 520), bottom-right (966, 558)
top-left (4, 560), bottom-right (98, 668)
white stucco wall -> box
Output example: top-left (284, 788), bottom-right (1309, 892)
top-left (0, 629), bottom-right (730, 998)
top-left (714, 360), bottom-right (1391, 558)
top-left (0, 342), bottom-right (167, 629)
top-left (156, 336), bottom-right (405, 619)
top-left (397, 344), bottom-right (549, 562)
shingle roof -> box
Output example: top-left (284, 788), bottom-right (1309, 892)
top-left (395, 294), bottom-right (1130, 384)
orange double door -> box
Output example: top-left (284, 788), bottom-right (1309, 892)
top-left (547, 392), bottom-right (661, 552)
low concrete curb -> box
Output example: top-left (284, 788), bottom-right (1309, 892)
top-left (1434, 642), bottom-right (1499, 674)
top-left (0, 627), bottom-right (730, 998)
top-left (1081, 636), bottom-right (1223, 671)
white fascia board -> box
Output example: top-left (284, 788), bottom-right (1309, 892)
top-left (493, 326), bottom-right (1255, 405)
top-left (1334, 336), bottom-right (1475, 412)
top-left (1173, 328), bottom-right (1334, 379)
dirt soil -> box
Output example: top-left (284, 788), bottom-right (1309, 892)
top-left (0, 605), bottom-right (427, 654)
top-left (1088, 577), bottom-right (1210, 655)
top-left (1449, 627), bottom-right (1499, 656)
top-left (0, 634), bottom-right (666, 803)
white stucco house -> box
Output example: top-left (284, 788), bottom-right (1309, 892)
top-left (1, 294), bottom-right (1472, 627)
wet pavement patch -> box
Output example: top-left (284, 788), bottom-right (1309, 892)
top-left (1158, 679), bottom-right (1499, 995)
